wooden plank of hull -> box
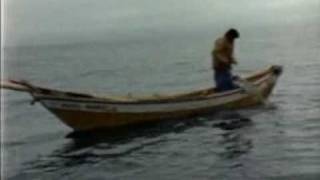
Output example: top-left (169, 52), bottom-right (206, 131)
top-left (45, 82), bottom-right (275, 131)
top-left (47, 95), bottom-right (257, 131)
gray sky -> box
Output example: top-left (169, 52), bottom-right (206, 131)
top-left (4, 0), bottom-right (320, 46)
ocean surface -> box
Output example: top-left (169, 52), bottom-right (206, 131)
top-left (2, 0), bottom-right (320, 179)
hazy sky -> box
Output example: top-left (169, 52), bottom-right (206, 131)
top-left (4, 0), bottom-right (320, 46)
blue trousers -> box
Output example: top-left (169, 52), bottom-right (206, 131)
top-left (214, 70), bottom-right (239, 92)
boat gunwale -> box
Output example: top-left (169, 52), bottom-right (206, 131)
top-left (34, 72), bottom-right (276, 105)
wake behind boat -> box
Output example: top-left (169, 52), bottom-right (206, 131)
top-left (1, 65), bottom-right (282, 132)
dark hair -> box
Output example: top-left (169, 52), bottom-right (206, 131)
top-left (225, 29), bottom-right (239, 39)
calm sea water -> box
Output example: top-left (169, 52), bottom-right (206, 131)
top-left (2, 1), bottom-right (320, 179)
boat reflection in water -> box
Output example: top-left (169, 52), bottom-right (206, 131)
top-left (18, 111), bottom-right (254, 179)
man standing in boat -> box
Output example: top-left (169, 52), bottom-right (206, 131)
top-left (212, 29), bottom-right (240, 92)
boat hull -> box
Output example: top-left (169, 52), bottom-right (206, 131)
top-left (46, 95), bottom-right (259, 131)
top-left (33, 65), bottom-right (281, 131)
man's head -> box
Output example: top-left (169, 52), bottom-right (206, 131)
top-left (225, 29), bottom-right (240, 40)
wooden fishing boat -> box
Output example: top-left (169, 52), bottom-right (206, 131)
top-left (1, 65), bottom-right (282, 132)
